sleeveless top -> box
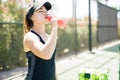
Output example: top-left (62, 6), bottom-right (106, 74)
top-left (25, 30), bottom-right (56, 80)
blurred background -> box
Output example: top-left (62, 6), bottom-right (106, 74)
top-left (0, 0), bottom-right (120, 73)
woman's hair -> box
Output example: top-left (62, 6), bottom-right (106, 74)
top-left (23, 6), bottom-right (34, 34)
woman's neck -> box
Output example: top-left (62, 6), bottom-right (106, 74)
top-left (32, 23), bottom-right (45, 35)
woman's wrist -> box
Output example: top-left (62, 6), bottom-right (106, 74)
top-left (52, 26), bottom-right (57, 31)
top-left (51, 27), bottom-right (57, 37)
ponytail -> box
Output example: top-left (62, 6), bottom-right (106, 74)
top-left (23, 7), bottom-right (34, 34)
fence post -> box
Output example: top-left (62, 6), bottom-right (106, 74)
top-left (118, 12), bottom-right (120, 80)
top-left (88, 0), bottom-right (92, 52)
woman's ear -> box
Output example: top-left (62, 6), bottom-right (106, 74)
top-left (31, 14), bottom-right (34, 20)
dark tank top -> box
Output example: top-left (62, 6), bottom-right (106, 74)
top-left (25, 30), bottom-right (56, 80)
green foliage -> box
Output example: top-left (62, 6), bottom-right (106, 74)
top-left (0, 24), bottom-right (26, 71)
top-left (0, 0), bottom-right (24, 22)
top-left (0, 0), bottom-right (26, 71)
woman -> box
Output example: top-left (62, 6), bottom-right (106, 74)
top-left (23, 1), bottom-right (58, 80)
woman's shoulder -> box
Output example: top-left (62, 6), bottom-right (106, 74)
top-left (23, 32), bottom-right (39, 43)
top-left (24, 32), bottom-right (37, 39)
top-left (23, 32), bottom-right (39, 52)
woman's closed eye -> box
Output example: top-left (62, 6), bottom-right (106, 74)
top-left (39, 10), bottom-right (47, 13)
top-left (36, 10), bottom-right (48, 13)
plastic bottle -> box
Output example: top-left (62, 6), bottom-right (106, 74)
top-left (46, 15), bottom-right (66, 29)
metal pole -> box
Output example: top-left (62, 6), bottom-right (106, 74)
top-left (73, 0), bottom-right (78, 54)
top-left (119, 46), bottom-right (120, 80)
top-left (88, 0), bottom-right (92, 51)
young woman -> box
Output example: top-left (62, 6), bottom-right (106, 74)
top-left (23, 1), bottom-right (58, 80)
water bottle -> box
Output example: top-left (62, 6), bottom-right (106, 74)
top-left (46, 15), bottom-right (66, 29)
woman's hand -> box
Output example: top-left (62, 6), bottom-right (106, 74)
top-left (51, 20), bottom-right (58, 30)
